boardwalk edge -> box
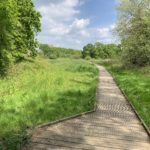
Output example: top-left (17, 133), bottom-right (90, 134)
top-left (36, 109), bottom-right (96, 129)
top-left (36, 92), bottom-right (98, 128)
top-left (106, 67), bottom-right (150, 138)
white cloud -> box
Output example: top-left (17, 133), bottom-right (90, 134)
top-left (35, 0), bottom-right (91, 48)
top-left (34, 0), bottom-right (117, 49)
top-left (38, 1), bottom-right (79, 22)
top-left (97, 27), bottom-right (110, 38)
top-left (93, 24), bottom-right (117, 44)
top-left (97, 23), bottom-right (116, 38)
top-left (71, 18), bottom-right (90, 29)
top-left (49, 26), bottom-right (70, 36)
top-left (80, 30), bottom-right (90, 37)
top-left (110, 24), bottom-right (116, 30)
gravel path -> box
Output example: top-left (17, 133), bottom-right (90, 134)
top-left (23, 65), bottom-right (150, 150)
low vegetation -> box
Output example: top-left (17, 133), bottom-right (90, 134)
top-left (0, 57), bottom-right (99, 150)
top-left (96, 59), bottom-right (150, 129)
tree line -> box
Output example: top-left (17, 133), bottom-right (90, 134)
top-left (40, 44), bottom-right (82, 59)
top-left (82, 42), bottom-right (121, 59)
top-left (83, 0), bottom-right (150, 67)
top-left (1, 0), bottom-right (150, 77)
top-left (0, 0), bottom-right (41, 75)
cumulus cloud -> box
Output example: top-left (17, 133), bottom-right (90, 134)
top-left (71, 18), bottom-right (90, 29)
top-left (38, 0), bottom-right (79, 22)
top-left (34, 0), bottom-right (91, 48)
top-left (33, 0), bottom-right (116, 49)
top-left (97, 23), bottom-right (116, 38)
top-left (95, 24), bottom-right (116, 43)
top-left (97, 27), bottom-right (110, 38)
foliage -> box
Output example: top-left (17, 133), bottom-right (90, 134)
top-left (0, 0), bottom-right (18, 75)
top-left (82, 42), bottom-right (120, 59)
top-left (116, 0), bottom-right (150, 67)
top-left (16, 0), bottom-right (41, 58)
top-left (0, 129), bottom-right (29, 150)
top-left (96, 59), bottom-right (150, 129)
top-left (40, 44), bottom-right (82, 59)
top-left (0, 0), bottom-right (41, 75)
top-left (82, 43), bottom-right (96, 58)
top-left (0, 57), bottom-right (98, 149)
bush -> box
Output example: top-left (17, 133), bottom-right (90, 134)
top-left (122, 39), bottom-right (150, 67)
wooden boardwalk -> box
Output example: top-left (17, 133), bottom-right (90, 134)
top-left (23, 66), bottom-right (150, 150)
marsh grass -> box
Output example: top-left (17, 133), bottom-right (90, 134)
top-left (0, 57), bottom-right (99, 150)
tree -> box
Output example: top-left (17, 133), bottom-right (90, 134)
top-left (82, 43), bottom-right (96, 58)
top-left (83, 42), bottom-right (120, 59)
top-left (82, 42), bottom-right (120, 59)
top-left (116, 0), bottom-right (150, 66)
top-left (95, 42), bottom-right (107, 58)
top-left (0, 0), bottom-right (19, 74)
top-left (0, 0), bottom-right (41, 75)
top-left (16, 0), bottom-right (41, 59)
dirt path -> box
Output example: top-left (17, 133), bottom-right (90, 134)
top-left (23, 65), bottom-right (150, 150)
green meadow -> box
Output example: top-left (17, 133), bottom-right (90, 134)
top-left (1, 0), bottom-right (150, 149)
top-left (0, 57), bottom-right (98, 149)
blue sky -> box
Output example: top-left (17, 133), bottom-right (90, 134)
top-left (33, 0), bottom-right (118, 49)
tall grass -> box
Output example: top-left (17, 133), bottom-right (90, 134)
top-left (0, 57), bottom-right (99, 150)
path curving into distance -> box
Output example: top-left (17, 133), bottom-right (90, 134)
top-left (23, 65), bottom-right (150, 150)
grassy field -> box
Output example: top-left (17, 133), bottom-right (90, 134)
top-left (96, 59), bottom-right (150, 129)
top-left (0, 57), bottom-right (99, 150)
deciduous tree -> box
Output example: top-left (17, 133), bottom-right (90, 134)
top-left (0, 0), bottom-right (41, 75)
top-left (116, 0), bottom-right (150, 66)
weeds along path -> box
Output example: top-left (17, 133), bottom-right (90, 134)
top-left (23, 65), bottom-right (150, 150)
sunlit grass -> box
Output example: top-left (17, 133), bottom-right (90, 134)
top-left (0, 57), bottom-right (99, 149)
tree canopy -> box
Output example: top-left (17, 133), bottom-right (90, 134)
top-left (116, 0), bottom-right (150, 66)
top-left (0, 0), bottom-right (41, 75)
top-left (82, 42), bottom-right (120, 59)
